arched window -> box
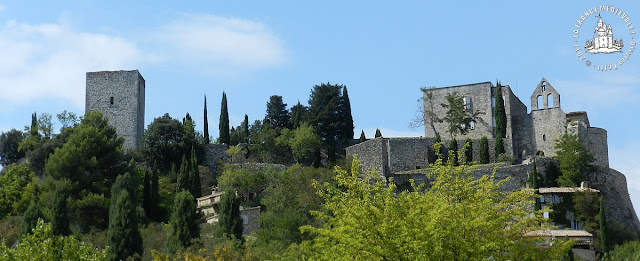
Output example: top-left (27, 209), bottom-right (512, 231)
top-left (547, 94), bottom-right (554, 107)
top-left (537, 95), bottom-right (543, 109)
top-left (542, 81), bottom-right (547, 92)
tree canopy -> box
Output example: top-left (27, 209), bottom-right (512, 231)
top-left (440, 91), bottom-right (482, 139)
top-left (554, 134), bottom-right (595, 187)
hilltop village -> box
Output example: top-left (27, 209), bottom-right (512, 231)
top-left (0, 70), bottom-right (638, 260)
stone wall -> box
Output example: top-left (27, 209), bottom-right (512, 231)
top-left (529, 108), bottom-right (567, 157)
top-left (387, 138), bottom-right (432, 173)
top-left (389, 158), bottom-right (640, 234)
top-left (585, 127), bottom-right (609, 167)
top-left (240, 206), bottom-right (261, 236)
top-left (204, 144), bottom-right (229, 173)
top-left (85, 70), bottom-right (145, 151)
top-left (345, 138), bottom-right (387, 179)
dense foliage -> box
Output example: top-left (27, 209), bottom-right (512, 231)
top-left (219, 92), bottom-right (230, 145)
top-left (554, 134), bottom-right (595, 187)
top-left (166, 191), bottom-right (199, 253)
top-left (494, 82), bottom-right (507, 156)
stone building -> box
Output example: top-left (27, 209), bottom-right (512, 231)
top-left (85, 70), bottom-right (145, 151)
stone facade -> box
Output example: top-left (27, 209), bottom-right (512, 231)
top-left (85, 70), bottom-right (145, 151)
top-left (422, 77), bottom-right (608, 166)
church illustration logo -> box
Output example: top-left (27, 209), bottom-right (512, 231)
top-left (572, 5), bottom-right (636, 71)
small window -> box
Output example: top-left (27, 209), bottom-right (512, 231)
top-left (553, 195), bottom-right (560, 203)
top-left (543, 211), bottom-right (549, 219)
top-left (543, 134), bottom-right (546, 142)
top-left (110, 97), bottom-right (114, 105)
top-left (463, 97), bottom-right (471, 110)
top-left (491, 97), bottom-right (496, 107)
top-left (540, 195), bottom-right (545, 202)
top-left (542, 81), bottom-right (547, 92)
top-left (469, 121), bottom-right (475, 130)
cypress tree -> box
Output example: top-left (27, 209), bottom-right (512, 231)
top-left (106, 173), bottom-right (142, 261)
top-left (190, 147), bottom-right (202, 198)
top-left (531, 159), bottom-right (541, 211)
top-left (51, 188), bottom-right (71, 236)
top-left (479, 136), bottom-right (490, 164)
top-left (177, 155), bottom-right (190, 192)
top-left (150, 167), bottom-right (160, 221)
top-left (242, 114), bottom-right (250, 143)
top-left (142, 169), bottom-right (151, 215)
top-left (217, 188), bottom-right (243, 240)
top-left (359, 130), bottom-right (366, 142)
top-left (30, 112), bottom-right (38, 137)
top-left (219, 92), bottom-right (230, 145)
top-left (341, 86), bottom-right (354, 141)
top-left (494, 82), bottom-right (507, 156)
top-left (464, 138), bottom-right (473, 163)
top-left (167, 191), bottom-right (200, 253)
top-left (448, 139), bottom-right (458, 166)
top-left (375, 128), bottom-right (382, 138)
top-left (204, 95), bottom-right (210, 144)
top-left (20, 201), bottom-right (43, 235)
top-left (600, 197), bottom-right (608, 253)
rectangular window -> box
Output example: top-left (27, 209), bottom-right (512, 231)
top-left (470, 121), bottom-right (475, 130)
top-left (543, 211), bottom-right (549, 219)
top-left (463, 97), bottom-right (471, 110)
top-left (553, 195), bottom-right (560, 203)
top-left (540, 195), bottom-right (544, 202)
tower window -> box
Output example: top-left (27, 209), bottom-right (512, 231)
top-left (110, 97), bottom-right (114, 105)
top-left (542, 81), bottom-right (547, 92)
top-left (543, 134), bottom-right (546, 141)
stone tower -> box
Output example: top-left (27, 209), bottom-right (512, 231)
top-left (85, 70), bottom-right (145, 151)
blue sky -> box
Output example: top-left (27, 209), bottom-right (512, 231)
top-left (2, 1), bottom-right (640, 216)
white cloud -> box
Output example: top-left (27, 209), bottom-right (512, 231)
top-left (156, 14), bottom-right (288, 70)
top-left (0, 20), bottom-right (143, 108)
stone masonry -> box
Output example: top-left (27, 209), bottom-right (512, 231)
top-left (85, 70), bottom-right (145, 151)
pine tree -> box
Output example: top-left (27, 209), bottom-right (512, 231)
top-left (106, 173), bottom-right (143, 261)
top-left (51, 188), bottom-right (71, 236)
top-left (204, 95), bottom-right (210, 144)
top-left (176, 155), bottom-right (190, 192)
top-left (219, 92), bottom-right (230, 145)
top-left (20, 201), bottom-right (43, 235)
top-left (464, 138), bottom-right (473, 163)
top-left (375, 128), bottom-right (382, 138)
top-left (167, 191), bottom-right (200, 253)
top-left (600, 197), bottom-right (608, 253)
top-left (190, 147), bottom-right (201, 198)
top-left (479, 136), bottom-right (490, 164)
top-left (265, 95), bottom-right (291, 129)
top-left (290, 101), bottom-right (308, 129)
top-left (494, 82), bottom-right (507, 156)
top-left (359, 130), bottom-right (367, 142)
top-left (142, 169), bottom-right (151, 216)
top-left (341, 86), bottom-right (354, 141)
top-left (217, 188), bottom-right (243, 240)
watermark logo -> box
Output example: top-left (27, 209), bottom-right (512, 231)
top-left (573, 5), bottom-right (636, 71)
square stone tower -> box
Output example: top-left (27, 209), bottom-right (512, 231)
top-left (85, 70), bottom-right (145, 151)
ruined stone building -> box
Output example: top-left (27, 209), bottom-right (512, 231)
top-left (346, 78), bottom-right (640, 232)
top-left (85, 70), bottom-right (145, 151)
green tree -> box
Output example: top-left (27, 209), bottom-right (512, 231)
top-left (287, 124), bottom-right (322, 165)
top-left (150, 167), bottom-right (160, 221)
top-left (308, 83), bottom-right (348, 163)
top-left (440, 91), bottom-right (482, 139)
top-left (20, 202), bottom-right (43, 236)
top-left (464, 138), bottom-right (473, 163)
top-left (0, 163), bottom-right (34, 217)
top-left (543, 161), bottom-right (561, 187)
top-left (242, 114), bottom-right (250, 143)
top-left (51, 188), bottom-right (71, 236)
top-left (448, 138), bottom-right (458, 166)
top-left (204, 95), bottom-right (210, 144)
top-left (265, 95), bottom-right (291, 130)
top-left (219, 92), bottom-right (230, 145)
top-left (375, 128), bottom-right (382, 138)
top-left (600, 197), bottom-right (608, 253)
top-left (290, 101), bottom-right (308, 129)
top-left (601, 240), bottom-right (640, 261)
top-left (359, 130), bottom-right (366, 142)
top-left (37, 113), bottom-right (53, 139)
top-left (341, 86), bottom-right (354, 142)
top-left (167, 191), bottom-right (199, 253)
top-left (106, 173), bottom-right (142, 261)
top-left (176, 155), bottom-right (190, 192)
top-left (530, 159), bottom-right (541, 211)
top-left (0, 129), bottom-right (25, 166)
top-left (143, 169), bottom-right (151, 216)
top-left (0, 220), bottom-right (107, 260)
top-left (291, 156), bottom-right (572, 260)
top-left (495, 82), bottom-right (507, 156)
top-left (141, 114), bottom-right (187, 172)
top-left (217, 188), bottom-right (243, 240)
top-left (190, 147), bottom-right (202, 198)
top-left (46, 110), bottom-right (127, 196)
top-left (479, 136), bottom-right (490, 164)
top-left (555, 134), bottom-right (595, 187)
top-left (217, 165), bottom-right (273, 206)
top-left (56, 110), bottom-right (79, 130)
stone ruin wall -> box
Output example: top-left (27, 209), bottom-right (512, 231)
top-left (388, 157), bottom-right (640, 233)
